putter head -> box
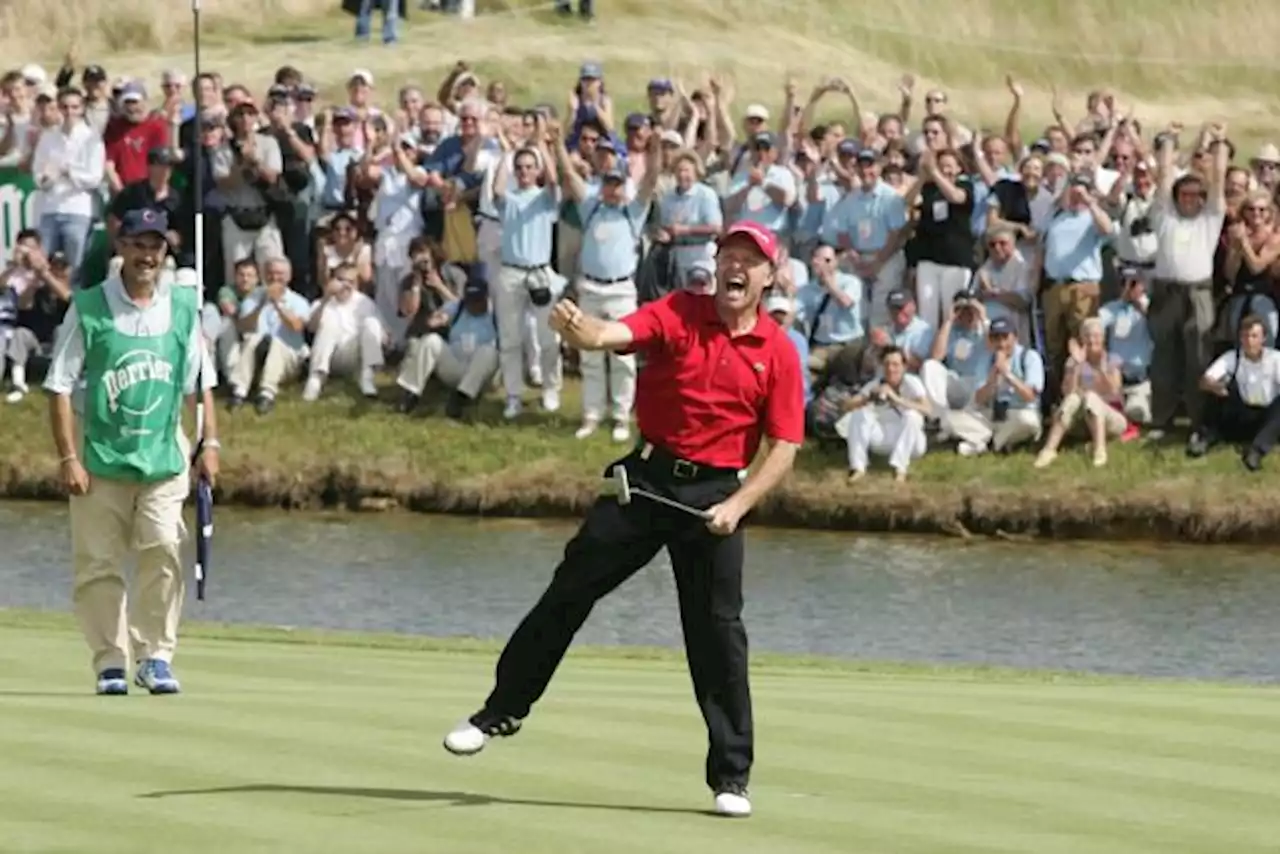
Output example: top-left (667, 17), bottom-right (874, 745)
top-left (610, 465), bottom-right (632, 506)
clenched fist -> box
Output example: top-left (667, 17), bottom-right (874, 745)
top-left (549, 299), bottom-right (585, 334)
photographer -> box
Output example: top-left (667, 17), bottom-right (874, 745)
top-left (840, 345), bottom-right (932, 483)
top-left (1107, 159), bottom-right (1157, 278)
top-left (396, 237), bottom-right (467, 410)
top-left (492, 116), bottom-right (562, 420)
top-left (211, 101), bottom-right (285, 284)
top-left (948, 317), bottom-right (1045, 455)
top-left (1, 231), bottom-right (70, 402)
top-left (262, 87), bottom-right (317, 295)
top-left (1098, 268), bottom-right (1155, 425)
top-left (1187, 314), bottom-right (1280, 470)
top-left (364, 129), bottom-right (428, 347)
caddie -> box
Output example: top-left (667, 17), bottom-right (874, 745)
top-left (43, 208), bottom-right (219, 696)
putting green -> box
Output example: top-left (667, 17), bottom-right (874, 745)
top-left (0, 613), bottom-right (1276, 854)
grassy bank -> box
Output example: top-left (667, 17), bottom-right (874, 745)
top-left (0, 610), bottom-right (1276, 854)
top-left (4, 1), bottom-right (1279, 151)
top-left (4, 380), bottom-right (1280, 543)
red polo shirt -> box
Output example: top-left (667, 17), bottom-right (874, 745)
top-left (104, 115), bottom-right (170, 186)
top-left (620, 290), bottom-right (805, 469)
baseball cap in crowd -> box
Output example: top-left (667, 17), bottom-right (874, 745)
top-left (35, 83), bottom-right (57, 102)
top-left (988, 317), bottom-right (1015, 337)
top-left (1045, 152), bottom-right (1070, 169)
top-left (295, 83), bottom-right (316, 101)
top-left (717, 220), bottom-right (780, 265)
top-left (1069, 172), bottom-right (1093, 188)
top-left (82, 64), bottom-right (107, 84)
top-left (147, 147), bottom-right (178, 167)
top-left (595, 136), bottom-right (618, 154)
top-left (601, 165), bottom-right (627, 182)
top-left (659, 129), bottom-right (683, 146)
top-left (1030, 138), bottom-right (1051, 154)
top-left (119, 208), bottom-right (169, 238)
top-left (856, 148), bottom-right (879, 162)
top-left (332, 106), bottom-right (357, 122)
top-left (647, 78), bottom-right (673, 94)
top-left (463, 270), bottom-right (489, 299)
top-left (579, 61), bottom-right (603, 80)
top-left (744, 103), bottom-right (769, 122)
top-left (764, 291), bottom-right (795, 315)
top-left (625, 112), bottom-right (650, 131)
top-left (20, 64), bottom-right (46, 86)
top-left (836, 139), bottom-right (859, 157)
top-left (886, 288), bottom-right (912, 310)
top-left (119, 81), bottom-right (147, 103)
top-left (267, 84), bottom-right (291, 99)
top-left (349, 68), bottom-right (374, 87)
top-left (752, 130), bottom-right (776, 148)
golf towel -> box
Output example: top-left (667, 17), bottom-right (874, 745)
top-left (194, 475), bottom-right (213, 601)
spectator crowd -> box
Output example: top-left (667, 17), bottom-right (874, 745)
top-left (3, 49), bottom-right (1280, 480)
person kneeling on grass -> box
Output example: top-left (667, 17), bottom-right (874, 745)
top-left (920, 289), bottom-right (990, 441)
top-left (303, 261), bottom-right (388, 401)
top-left (1186, 314), bottom-right (1280, 470)
top-left (839, 345), bottom-right (932, 482)
top-left (944, 316), bottom-right (1045, 455)
top-left (1035, 317), bottom-right (1132, 469)
top-left (395, 266), bottom-right (500, 418)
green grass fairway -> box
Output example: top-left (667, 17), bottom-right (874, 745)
top-left (1, 614), bottom-right (1277, 854)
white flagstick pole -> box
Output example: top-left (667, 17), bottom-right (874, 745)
top-left (192, 0), bottom-right (208, 599)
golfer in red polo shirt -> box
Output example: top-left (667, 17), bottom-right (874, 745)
top-left (443, 220), bottom-right (805, 819)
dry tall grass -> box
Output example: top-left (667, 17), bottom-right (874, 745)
top-left (1, 0), bottom-right (1278, 145)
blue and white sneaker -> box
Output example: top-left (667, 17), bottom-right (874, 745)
top-left (134, 659), bottom-right (181, 695)
top-left (96, 668), bottom-right (129, 695)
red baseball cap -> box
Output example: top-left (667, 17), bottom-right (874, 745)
top-left (718, 220), bottom-right (779, 264)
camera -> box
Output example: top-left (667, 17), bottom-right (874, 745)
top-left (1128, 216), bottom-right (1152, 237)
top-left (992, 399), bottom-right (1009, 422)
top-left (527, 281), bottom-right (552, 307)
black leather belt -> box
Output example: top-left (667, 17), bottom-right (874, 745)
top-left (1118, 260), bottom-right (1155, 269)
top-left (476, 212), bottom-right (499, 223)
top-left (502, 262), bottom-right (547, 272)
top-left (637, 439), bottom-right (744, 482)
top-left (585, 275), bottom-right (631, 285)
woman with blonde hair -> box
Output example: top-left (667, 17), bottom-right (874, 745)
top-left (1222, 188), bottom-right (1280, 345)
top-left (1034, 317), bottom-right (1130, 469)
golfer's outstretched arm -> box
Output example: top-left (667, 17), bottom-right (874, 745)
top-left (551, 300), bottom-right (639, 352)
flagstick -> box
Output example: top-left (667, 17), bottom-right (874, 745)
top-left (192, 0), bottom-right (209, 601)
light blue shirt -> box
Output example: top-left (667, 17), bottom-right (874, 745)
top-left (998, 345), bottom-right (1046, 410)
top-left (577, 197), bottom-right (649, 281)
top-left (241, 289), bottom-right (313, 352)
top-left (795, 180), bottom-right (841, 245)
top-left (796, 276), bottom-right (864, 346)
top-left (892, 316), bottom-right (935, 364)
top-left (442, 300), bottom-right (498, 361)
top-left (1098, 298), bottom-right (1153, 382)
top-left (786, 327), bottom-right (813, 404)
top-left (321, 148), bottom-right (363, 209)
top-left (659, 182), bottom-right (722, 273)
top-left (1043, 208), bottom-right (1112, 282)
top-left (500, 185), bottom-right (559, 267)
top-left (727, 164), bottom-right (795, 235)
top-left (945, 323), bottom-right (992, 380)
top-left (829, 181), bottom-right (907, 253)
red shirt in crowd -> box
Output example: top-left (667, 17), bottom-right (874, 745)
top-left (620, 290), bottom-right (806, 470)
top-left (103, 115), bottom-right (169, 186)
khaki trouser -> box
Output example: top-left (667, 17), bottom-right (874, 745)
top-left (1043, 281), bottom-right (1100, 376)
top-left (397, 334), bottom-right (499, 398)
top-left (807, 342), bottom-right (850, 374)
top-left (576, 276), bottom-right (638, 423)
top-left (1056, 390), bottom-right (1127, 436)
top-left (229, 334), bottom-right (308, 398)
top-left (946, 406), bottom-right (1043, 452)
top-left (494, 265), bottom-right (563, 397)
top-left (70, 450), bottom-right (191, 674)
top-left (1148, 278), bottom-right (1214, 427)
top-left (310, 316), bottom-right (385, 377)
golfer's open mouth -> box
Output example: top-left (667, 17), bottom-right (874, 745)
top-left (724, 275), bottom-right (747, 296)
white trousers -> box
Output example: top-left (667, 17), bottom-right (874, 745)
top-left (946, 406), bottom-right (1043, 452)
top-left (214, 316), bottom-right (242, 379)
top-left (576, 277), bottom-right (637, 422)
top-left (397, 334), bottom-right (499, 398)
top-left (845, 406), bottom-right (927, 474)
top-left (221, 217), bottom-right (284, 285)
top-left (920, 359), bottom-right (981, 413)
top-left (70, 441), bottom-right (190, 674)
top-left (311, 316), bottom-right (385, 377)
top-left (915, 260), bottom-right (973, 330)
top-left (374, 259), bottom-right (409, 348)
top-left (862, 251), bottom-right (907, 331)
top-left (493, 265), bottom-right (563, 396)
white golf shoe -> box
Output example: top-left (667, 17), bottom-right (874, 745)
top-left (713, 786), bottom-right (752, 818)
top-left (443, 710), bottom-right (523, 756)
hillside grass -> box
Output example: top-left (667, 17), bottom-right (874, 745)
top-left (0, 610), bottom-right (1277, 854)
top-left (4, 377), bottom-right (1280, 543)
top-left (1, 0), bottom-right (1278, 151)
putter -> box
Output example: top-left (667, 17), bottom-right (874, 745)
top-left (606, 465), bottom-right (713, 521)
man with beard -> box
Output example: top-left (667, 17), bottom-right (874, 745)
top-left (42, 208), bottom-right (219, 696)
top-left (441, 220), bottom-right (805, 820)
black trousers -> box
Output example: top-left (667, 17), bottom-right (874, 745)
top-left (1197, 389), bottom-right (1280, 453)
top-left (484, 446), bottom-right (753, 792)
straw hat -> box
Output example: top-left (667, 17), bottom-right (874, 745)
top-left (1251, 143), bottom-right (1280, 166)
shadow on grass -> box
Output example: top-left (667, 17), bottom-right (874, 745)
top-left (139, 783), bottom-right (714, 817)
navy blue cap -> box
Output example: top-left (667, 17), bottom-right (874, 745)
top-left (648, 78), bottom-right (673, 93)
top-left (886, 288), bottom-right (912, 309)
top-left (856, 148), bottom-right (879, 162)
top-left (1031, 138), bottom-right (1051, 151)
top-left (836, 139), bottom-right (859, 157)
top-left (119, 207), bottom-right (168, 237)
top-left (625, 112), bottom-right (650, 130)
top-left (601, 165), bottom-right (627, 182)
top-left (752, 130), bottom-right (776, 148)
top-left (595, 136), bottom-right (618, 154)
top-left (988, 317), bottom-right (1015, 336)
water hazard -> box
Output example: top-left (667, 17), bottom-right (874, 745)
top-left (2, 501), bottom-right (1277, 682)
